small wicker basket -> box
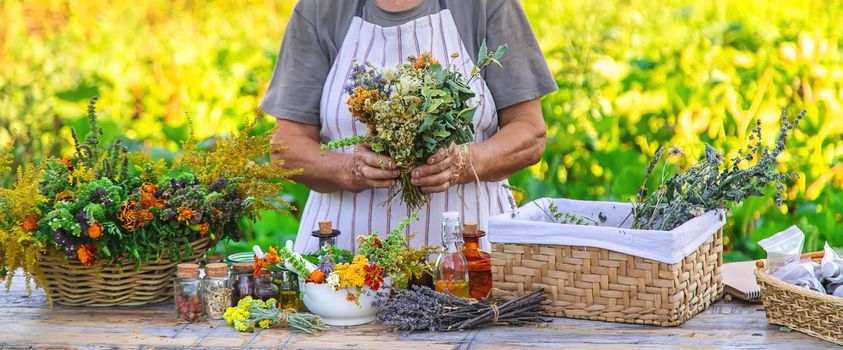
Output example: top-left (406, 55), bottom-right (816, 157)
top-left (755, 252), bottom-right (843, 346)
top-left (491, 229), bottom-right (723, 326)
top-left (39, 237), bottom-right (211, 307)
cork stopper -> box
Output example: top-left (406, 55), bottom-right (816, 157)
top-left (463, 221), bottom-right (486, 238)
top-left (176, 263), bottom-right (199, 279)
top-left (464, 222), bottom-right (478, 234)
top-left (318, 220), bottom-right (333, 235)
top-left (232, 262), bottom-right (255, 273)
top-left (205, 263), bottom-right (228, 278)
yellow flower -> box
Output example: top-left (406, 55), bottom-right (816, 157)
top-left (258, 319), bottom-right (272, 329)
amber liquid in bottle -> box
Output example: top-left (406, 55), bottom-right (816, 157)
top-left (463, 223), bottom-right (492, 299)
top-left (434, 279), bottom-right (470, 297)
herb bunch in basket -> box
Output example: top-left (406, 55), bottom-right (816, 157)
top-left (0, 97), bottom-right (299, 292)
top-left (323, 43), bottom-right (506, 210)
top-left (631, 109), bottom-right (805, 230)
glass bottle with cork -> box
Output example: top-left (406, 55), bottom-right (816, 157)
top-left (462, 222), bottom-right (492, 299)
top-left (174, 263), bottom-right (203, 323)
top-left (312, 220), bottom-right (341, 248)
top-left (434, 211), bottom-right (470, 298)
top-left (275, 268), bottom-right (304, 311)
top-left (202, 262), bottom-right (232, 320)
top-left (231, 262), bottom-right (255, 306)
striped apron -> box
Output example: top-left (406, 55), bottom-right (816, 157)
top-left (294, 0), bottom-right (515, 253)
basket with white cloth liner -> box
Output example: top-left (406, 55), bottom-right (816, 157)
top-left (488, 198), bottom-right (725, 326)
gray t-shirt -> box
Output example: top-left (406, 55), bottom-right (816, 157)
top-left (260, 0), bottom-right (557, 125)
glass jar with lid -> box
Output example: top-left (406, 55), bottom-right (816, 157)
top-left (174, 263), bottom-right (203, 323)
top-left (202, 263), bottom-right (231, 320)
top-left (254, 269), bottom-right (279, 302)
top-left (231, 262), bottom-right (255, 306)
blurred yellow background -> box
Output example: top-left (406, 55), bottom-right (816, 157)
top-left (1, 0), bottom-right (840, 260)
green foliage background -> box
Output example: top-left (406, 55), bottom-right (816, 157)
top-left (2, 0), bottom-right (840, 261)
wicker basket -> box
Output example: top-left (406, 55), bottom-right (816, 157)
top-left (38, 237), bottom-right (211, 307)
top-left (755, 252), bottom-right (843, 346)
top-left (491, 229), bottom-right (723, 326)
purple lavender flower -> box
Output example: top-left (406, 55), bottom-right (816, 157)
top-left (208, 178), bottom-right (228, 193)
top-left (75, 211), bottom-right (89, 235)
top-left (317, 255), bottom-right (334, 274)
top-left (52, 229), bottom-right (75, 257)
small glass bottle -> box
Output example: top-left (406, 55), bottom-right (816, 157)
top-left (231, 262), bottom-right (255, 306)
top-left (254, 269), bottom-right (279, 302)
top-left (274, 268), bottom-right (303, 311)
top-left (174, 263), bottom-right (203, 323)
top-left (462, 222), bottom-right (492, 299)
top-left (312, 220), bottom-right (341, 249)
top-left (202, 263), bottom-right (231, 320)
top-left (434, 211), bottom-right (470, 298)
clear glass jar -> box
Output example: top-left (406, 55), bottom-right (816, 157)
top-left (462, 222), bottom-right (492, 299)
top-left (254, 270), bottom-right (279, 302)
top-left (202, 263), bottom-right (231, 320)
top-left (174, 263), bottom-right (203, 323)
top-left (273, 268), bottom-right (303, 311)
top-left (231, 262), bottom-right (255, 306)
top-left (434, 211), bottom-right (470, 298)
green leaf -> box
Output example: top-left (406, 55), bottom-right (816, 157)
top-left (477, 40), bottom-right (488, 65)
top-left (433, 130), bottom-right (451, 138)
top-left (493, 44), bottom-right (507, 62)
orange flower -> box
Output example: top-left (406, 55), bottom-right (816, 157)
top-left (138, 182), bottom-right (165, 209)
top-left (58, 157), bottom-right (74, 170)
top-left (253, 246), bottom-right (280, 277)
top-left (253, 255), bottom-right (267, 277)
top-left (54, 190), bottom-right (75, 203)
top-left (87, 222), bottom-right (103, 240)
top-left (414, 50), bottom-right (439, 69)
top-left (118, 201), bottom-right (154, 232)
top-left (345, 292), bottom-right (357, 303)
top-left (306, 270), bottom-right (326, 284)
top-left (177, 207), bottom-right (195, 223)
top-left (22, 215), bottom-right (39, 232)
top-left (198, 223), bottom-right (210, 236)
top-left (77, 243), bottom-right (99, 266)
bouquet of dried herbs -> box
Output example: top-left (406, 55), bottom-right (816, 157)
top-left (323, 42), bottom-right (506, 210)
top-left (631, 109), bottom-right (805, 230)
top-left (224, 296), bottom-right (328, 334)
top-left (375, 285), bottom-right (550, 334)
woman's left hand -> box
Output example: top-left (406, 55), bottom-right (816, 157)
top-left (410, 144), bottom-right (467, 194)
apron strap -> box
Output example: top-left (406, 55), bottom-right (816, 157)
top-left (355, 0), bottom-right (448, 18)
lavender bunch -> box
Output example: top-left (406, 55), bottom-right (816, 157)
top-left (375, 285), bottom-right (550, 334)
top-left (631, 109), bottom-right (805, 231)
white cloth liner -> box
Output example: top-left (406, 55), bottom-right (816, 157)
top-left (487, 198), bottom-right (726, 264)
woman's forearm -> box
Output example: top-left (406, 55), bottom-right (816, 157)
top-left (457, 99), bottom-right (546, 183)
top-left (270, 120), bottom-right (352, 193)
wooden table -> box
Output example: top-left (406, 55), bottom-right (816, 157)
top-left (0, 274), bottom-right (836, 349)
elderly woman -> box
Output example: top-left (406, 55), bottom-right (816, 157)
top-left (262, 0), bottom-right (556, 253)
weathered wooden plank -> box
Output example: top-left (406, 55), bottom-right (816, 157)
top-left (0, 271), bottom-right (836, 349)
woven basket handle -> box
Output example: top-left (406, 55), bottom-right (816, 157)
top-left (755, 251), bottom-right (825, 269)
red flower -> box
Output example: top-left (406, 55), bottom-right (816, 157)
top-left (22, 215), bottom-right (39, 233)
top-left (363, 263), bottom-right (384, 291)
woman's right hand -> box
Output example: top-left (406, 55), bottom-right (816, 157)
top-left (342, 146), bottom-right (399, 192)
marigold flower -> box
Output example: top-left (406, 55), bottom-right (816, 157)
top-left (364, 263), bottom-right (385, 291)
top-left (87, 222), bottom-right (103, 240)
top-left (346, 293), bottom-right (357, 303)
top-left (22, 215), bottom-right (39, 232)
top-left (77, 243), bottom-right (99, 266)
top-left (306, 269), bottom-right (327, 284)
top-left (177, 207), bottom-right (195, 223)
top-left (118, 201), bottom-right (154, 231)
top-left (139, 182), bottom-right (165, 209)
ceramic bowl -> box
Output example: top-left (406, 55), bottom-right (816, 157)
top-left (301, 277), bottom-right (390, 326)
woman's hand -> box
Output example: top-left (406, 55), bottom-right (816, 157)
top-left (410, 144), bottom-right (468, 194)
top-left (342, 146), bottom-right (400, 193)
